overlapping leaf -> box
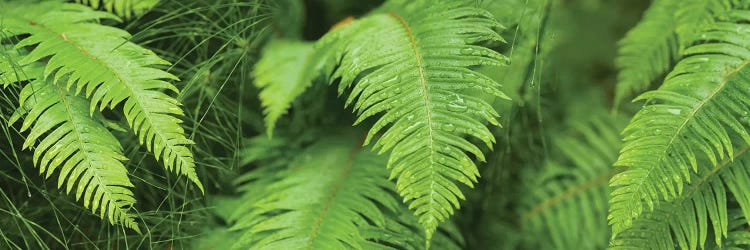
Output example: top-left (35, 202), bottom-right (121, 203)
top-left (1, 1), bottom-right (203, 191)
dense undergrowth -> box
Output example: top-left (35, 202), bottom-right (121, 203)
top-left (2, 0), bottom-right (750, 249)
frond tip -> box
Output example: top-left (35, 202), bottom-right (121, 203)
top-left (324, 0), bottom-right (509, 239)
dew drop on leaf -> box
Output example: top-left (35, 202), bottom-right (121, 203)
top-left (442, 123), bottom-right (456, 132)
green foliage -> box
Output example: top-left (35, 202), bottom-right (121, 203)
top-left (7, 0), bottom-right (750, 249)
top-left (610, 0), bottom-right (750, 236)
top-left (11, 76), bottom-right (138, 232)
top-left (614, 0), bottom-right (679, 105)
top-left (522, 111), bottom-right (626, 250)
top-left (2, 1), bottom-right (202, 191)
top-left (252, 0), bottom-right (510, 239)
top-left (0, 0), bottom-right (201, 232)
top-left (253, 40), bottom-right (326, 136)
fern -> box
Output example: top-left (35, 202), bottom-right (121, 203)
top-left (1, 1), bottom-right (203, 192)
top-left (75, 0), bottom-right (159, 19)
top-left (614, 0), bottom-right (679, 106)
top-left (253, 40), bottom-right (329, 136)
top-left (250, 0), bottom-right (508, 239)
top-left (9, 74), bottom-right (139, 232)
top-left (609, 2), bottom-right (750, 238)
top-left (324, 0), bottom-right (508, 238)
top-left (611, 145), bottom-right (750, 249)
top-left (522, 113), bottom-right (625, 250)
top-left (229, 131), bottom-right (464, 249)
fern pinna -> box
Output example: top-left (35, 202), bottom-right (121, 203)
top-left (1, 0), bottom-right (199, 231)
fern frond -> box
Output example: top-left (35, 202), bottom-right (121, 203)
top-left (230, 133), bottom-right (401, 249)
top-left (322, 0), bottom-right (509, 238)
top-left (522, 113), bottom-right (625, 250)
top-left (230, 131), bottom-right (464, 249)
top-left (614, 0), bottom-right (679, 106)
top-left (1, 1), bottom-right (203, 192)
top-left (75, 0), bottom-right (158, 20)
top-left (609, 4), bottom-right (750, 236)
top-left (610, 146), bottom-right (750, 249)
top-left (253, 40), bottom-right (329, 136)
top-left (9, 76), bottom-right (138, 232)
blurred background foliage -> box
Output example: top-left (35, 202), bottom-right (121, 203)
top-left (0, 0), bottom-right (650, 249)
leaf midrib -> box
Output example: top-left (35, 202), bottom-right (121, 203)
top-left (388, 12), bottom-right (438, 225)
top-left (54, 84), bottom-right (131, 226)
top-left (305, 142), bottom-right (362, 249)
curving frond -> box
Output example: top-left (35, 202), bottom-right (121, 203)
top-left (522, 113), bottom-right (625, 250)
top-left (1, 1), bottom-right (203, 192)
top-left (322, 0), bottom-right (509, 238)
top-left (614, 0), bottom-right (680, 106)
top-left (75, 0), bottom-right (159, 20)
top-left (609, 4), bottom-right (750, 237)
top-left (9, 76), bottom-right (138, 232)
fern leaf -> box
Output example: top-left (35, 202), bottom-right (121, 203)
top-left (75, 0), bottom-right (158, 20)
top-left (522, 113), bottom-right (625, 250)
top-left (609, 5), bottom-right (750, 236)
top-left (610, 145), bottom-right (750, 250)
top-left (614, 0), bottom-right (680, 106)
top-left (1, 1), bottom-right (203, 192)
top-left (323, 0), bottom-right (509, 238)
top-left (9, 76), bottom-right (138, 232)
top-left (253, 40), bottom-right (328, 136)
top-left (230, 133), bottom-right (400, 249)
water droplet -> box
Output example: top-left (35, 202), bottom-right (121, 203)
top-left (442, 123), bottom-right (456, 132)
top-left (393, 87), bottom-right (402, 94)
top-left (461, 48), bottom-right (474, 55)
top-left (667, 108), bottom-right (681, 115)
top-left (654, 129), bottom-right (663, 135)
top-left (465, 36), bottom-right (481, 44)
top-left (483, 87), bottom-right (494, 94)
top-left (447, 95), bottom-right (468, 113)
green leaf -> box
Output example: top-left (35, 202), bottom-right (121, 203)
top-left (610, 4), bottom-right (750, 239)
top-left (323, 0), bottom-right (509, 239)
top-left (11, 76), bottom-right (138, 232)
top-left (253, 40), bottom-right (328, 136)
top-left (523, 112), bottom-right (625, 250)
top-left (1, 1), bottom-right (203, 192)
top-left (614, 0), bottom-right (680, 106)
top-left (229, 133), bottom-right (400, 249)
